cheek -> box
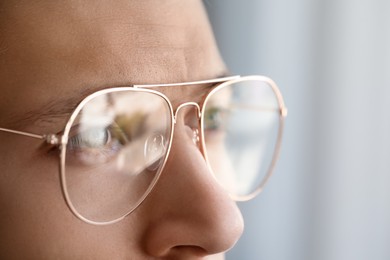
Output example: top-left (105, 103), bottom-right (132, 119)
top-left (0, 137), bottom-right (145, 258)
top-left (0, 138), bottom-right (67, 255)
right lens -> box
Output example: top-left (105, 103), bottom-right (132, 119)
top-left (202, 77), bottom-right (283, 199)
top-left (62, 89), bottom-right (173, 224)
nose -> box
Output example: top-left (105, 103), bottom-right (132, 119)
top-left (142, 109), bottom-right (244, 258)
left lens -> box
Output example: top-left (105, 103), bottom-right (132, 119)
top-left (201, 77), bottom-right (284, 199)
top-left (62, 89), bottom-right (172, 223)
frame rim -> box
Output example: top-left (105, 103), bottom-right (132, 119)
top-left (59, 87), bottom-right (176, 225)
top-left (200, 75), bottom-right (287, 201)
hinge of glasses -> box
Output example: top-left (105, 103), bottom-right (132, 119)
top-left (43, 134), bottom-right (60, 145)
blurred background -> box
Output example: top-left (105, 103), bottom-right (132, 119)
top-left (206, 1), bottom-right (390, 259)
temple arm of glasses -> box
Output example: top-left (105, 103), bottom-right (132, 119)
top-left (0, 127), bottom-right (60, 145)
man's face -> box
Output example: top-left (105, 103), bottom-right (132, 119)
top-left (0, 0), bottom-right (243, 259)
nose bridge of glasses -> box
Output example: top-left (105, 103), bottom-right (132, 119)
top-left (173, 102), bottom-right (201, 124)
top-left (174, 102), bottom-right (201, 146)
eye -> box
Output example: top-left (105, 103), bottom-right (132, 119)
top-left (68, 127), bottom-right (111, 149)
top-left (66, 125), bottom-right (124, 166)
top-left (203, 107), bottom-right (230, 132)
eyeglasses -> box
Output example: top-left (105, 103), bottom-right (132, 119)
top-left (0, 75), bottom-right (287, 225)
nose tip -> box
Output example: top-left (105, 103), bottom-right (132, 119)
top-left (142, 123), bottom-right (244, 258)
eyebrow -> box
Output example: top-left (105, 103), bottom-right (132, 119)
top-left (15, 71), bottom-right (233, 130)
top-left (10, 86), bottom-right (96, 130)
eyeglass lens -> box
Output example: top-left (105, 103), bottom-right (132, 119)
top-left (202, 79), bottom-right (280, 199)
top-left (63, 90), bottom-right (172, 223)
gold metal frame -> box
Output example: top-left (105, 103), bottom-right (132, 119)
top-left (0, 75), bottom-right (287, 225)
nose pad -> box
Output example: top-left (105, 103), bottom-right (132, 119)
top-left (192, 128), bottom-right (200, 147)
top-left (174, 102), bottom-right (202, 148)
top-left (144, 133), bottom-right (166, 171)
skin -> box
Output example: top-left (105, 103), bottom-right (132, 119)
top-left (0, 0), bottom-right (244, 259)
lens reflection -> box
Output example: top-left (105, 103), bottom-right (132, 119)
top-left (64, 90), bottom-right (172, 223)
top-left (203, 79), bottom-right (281, 198)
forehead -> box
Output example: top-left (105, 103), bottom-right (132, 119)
top-left (0, 0), bottom-right (225, 128)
